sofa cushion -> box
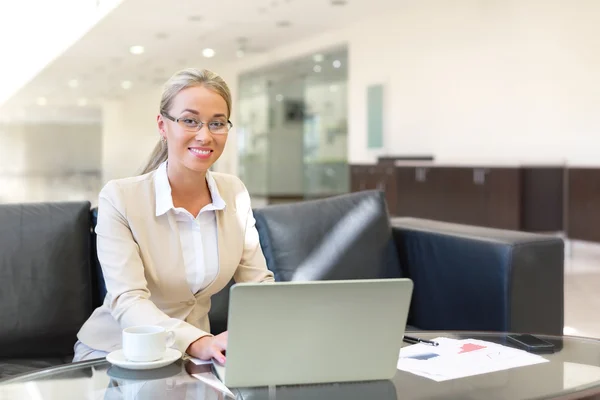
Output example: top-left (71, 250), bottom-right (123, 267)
top-left (253, 190), bottom-right (402, 281)
top-left (0, 202), bottom-right (94, 358)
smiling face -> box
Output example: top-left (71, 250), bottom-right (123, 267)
top-left (157, 85), bottom-right (229, 173)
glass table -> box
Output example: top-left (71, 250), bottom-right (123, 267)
top-left (2, 332), bottom-right (600, 400)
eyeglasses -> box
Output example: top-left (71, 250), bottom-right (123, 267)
top-left (161, 113), bottom-right (232, 134)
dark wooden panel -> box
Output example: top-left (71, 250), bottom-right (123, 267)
top-left (567, 168), bottom-right (600, 242)
top-left (378, 165), bottom-right (398, 216)
top-left (395, 166), bottom-right (438, 220)
top-left (521, 167), bottom-right (564, 232)
top-left (436, 167), bottom-right (487, 226)
top-left (485, 168), bottom-right (522, 231)
top-left (349, 164), bottom-right (398, 216)
top-left (355, 163), bottom-right (572, 235)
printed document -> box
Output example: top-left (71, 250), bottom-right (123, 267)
top-left (398, 337), bottom-right (549, 382)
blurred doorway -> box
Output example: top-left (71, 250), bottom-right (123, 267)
top-left (237, 46), bottom-right (348, 204)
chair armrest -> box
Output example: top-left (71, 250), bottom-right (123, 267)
top-left (391, 217), bottom-right (564, 336)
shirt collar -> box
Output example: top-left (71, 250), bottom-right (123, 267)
top-left (154, 161), bottom-right (226, 217)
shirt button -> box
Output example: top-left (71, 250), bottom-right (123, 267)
top-left (187, 300), bottom-right (195, 306)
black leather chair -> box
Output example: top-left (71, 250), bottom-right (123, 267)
top-left (0, 202), bottom-right (95, 378)
top-left (0, 191), bottom-right (564, 379)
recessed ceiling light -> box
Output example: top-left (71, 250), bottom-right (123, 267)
top-left (313, 53), bottom-right (324, 63)
top-left (202, 48), bottom-right (215, 58)
top-left (236, 49), bottom-right (245, 58)
top-left (121, 80), bottom-right (133, 90)
top-left (332, 59), bottom-right (342, 68)
top-left (36, 97), bottom-right (47, 106)
top-left (275, 94), bottom-right (284, 102)
top-left (68, 79), bottom-right (79, 88)
top-left (77, 98), bottom-right (88, 107)
top-left (129, 45), bottom-right (145, 55)
top-left (313, 65), bottom-right (322, 73)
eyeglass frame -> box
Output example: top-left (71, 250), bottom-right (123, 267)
top-left (161, 112), bottom-right (233, 134)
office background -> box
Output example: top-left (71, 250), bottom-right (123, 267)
top-left (1, 0), bottom-right (599, 337)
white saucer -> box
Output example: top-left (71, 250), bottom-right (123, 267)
top-left (106, 348), bottom-right (182, 370)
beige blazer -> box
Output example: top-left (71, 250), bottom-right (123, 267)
top-left (77, 169), bottom-right (274, 354)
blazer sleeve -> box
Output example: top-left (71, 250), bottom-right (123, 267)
top-left (96, 181), bottom-right (210, 353)
top-left (233, 185), bottom-right (275, 284)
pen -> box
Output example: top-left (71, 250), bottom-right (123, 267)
top-left (403, 335), bottom-right (439, 346)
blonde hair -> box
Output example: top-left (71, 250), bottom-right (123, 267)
top-left (140, 68), bottom-right (232, 174)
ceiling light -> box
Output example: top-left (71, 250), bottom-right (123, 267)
top-left (121, 80), bottom-right (133, 90)
top-left (202, 48), bottom-right (215, 58)
top-left (333, 60), bottom-right (342, 68)
top-left (275, 94), bottom-right (284, 102)
top-left (313, 53), bottom-right (324, 63)
top-left (129, 45), bottom-right (145, 55)
top-left (36, 97), bottom-right (47, 106)
top-left (236, 49), bottom-right (245, 58)
top-left (313, 65), bottom-right (322, 73)
top-left (68, 79), bottom-right (79, 88)
top-left (77, 98), bottom-right (88, 107)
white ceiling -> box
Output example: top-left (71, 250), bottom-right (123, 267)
top-left (0, 0), bottom-right (398, 123)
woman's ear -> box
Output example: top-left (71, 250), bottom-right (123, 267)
top-left (157, 114), bottom-right (167, 139)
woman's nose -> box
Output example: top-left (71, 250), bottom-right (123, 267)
top-left (195, 124), bottom-right (213, 143)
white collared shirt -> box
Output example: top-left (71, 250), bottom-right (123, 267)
top-left (154, 161), bottom-right (226, 294)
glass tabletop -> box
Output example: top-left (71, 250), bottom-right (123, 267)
top-left (2, 331), bottom-right (600, 400)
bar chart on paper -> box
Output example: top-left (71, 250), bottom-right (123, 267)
top-left (397, 337), bottom-right (549, 382)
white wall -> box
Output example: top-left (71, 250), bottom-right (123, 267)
top-left (101, 89), bottom-right (161, 182)
top-left (214, 0), bottom-right (600, 170)
top-left (0, 122), bottom-right (102, 203)
top-left (347, 0), bottom-right (600, 166)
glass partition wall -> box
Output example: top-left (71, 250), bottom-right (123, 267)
top-left (237, 47), bottom-right (348, 203)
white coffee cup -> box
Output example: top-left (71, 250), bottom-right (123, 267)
top-left (122, 325), bottom-right (176, 362)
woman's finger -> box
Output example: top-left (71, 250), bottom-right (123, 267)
top-left (212, 347), bottom-right (226, 364)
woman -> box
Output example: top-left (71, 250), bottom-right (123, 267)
top-left (73, 68), bottom-right (274, 363)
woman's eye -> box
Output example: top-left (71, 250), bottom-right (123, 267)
top-left (183, 119), bottom-right (198, 125)
top-left (210, 121), bottom-right (225, 127)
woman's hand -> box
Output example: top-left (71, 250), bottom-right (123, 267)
top-left (187, 331), bottom-right (228, 364)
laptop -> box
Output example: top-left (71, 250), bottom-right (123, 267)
top-left (212, 278), bottom-right (413, 388)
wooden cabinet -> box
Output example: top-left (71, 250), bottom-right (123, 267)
top-left (351, 163), bottom-right (565, 232)
top-left (350, 165), bottom-right (398, 215)
top-left (394, 166), bottom-right (521, 230)
top-left (567, 168), bottom-right (600, 242)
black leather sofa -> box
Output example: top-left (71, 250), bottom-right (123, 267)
top-left (0, 190), bottom-right (564, 379)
